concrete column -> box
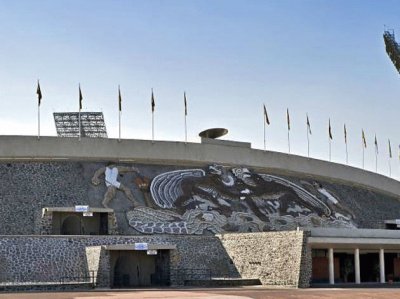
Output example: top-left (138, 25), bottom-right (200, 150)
top-left (354, 248), bottom-right (360, 284)
top-left (379, 249), bottom-right (385, 283)
top-left (328, 248), bottom-right (334, 284)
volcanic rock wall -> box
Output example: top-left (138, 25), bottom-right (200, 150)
top-left (0, 231), bottom-right (310, 288)
top-left (0, 161), bottom-right (399, 235)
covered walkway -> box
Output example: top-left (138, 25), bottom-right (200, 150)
top-left (309, 228), bottom-right (400, 285)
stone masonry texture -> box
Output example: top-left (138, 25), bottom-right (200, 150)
top-left (218, 231), bottom-right (310, 287)
top-left (0, 235), bottom-right (234, 286)
top-left (0, 161), bottom-right (399, 235)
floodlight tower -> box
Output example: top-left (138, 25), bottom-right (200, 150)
top-left (383, 29), bottom-right (400, 74)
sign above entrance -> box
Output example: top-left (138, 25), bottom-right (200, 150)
top-left (134, 243), bottom-right (148, 250)
top-left (83, 212), bottom-right (93, 217)
top-left (75, 205), bottom-right (89, 212)
top-left (147, 250), bottom-right (157, 255)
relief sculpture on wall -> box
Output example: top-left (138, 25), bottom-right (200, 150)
top-left (91, 164), bottom-right (356, 235)
top-left (91, 162), bottom-right (143, 208)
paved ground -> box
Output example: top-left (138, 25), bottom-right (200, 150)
top-left (2, 288), bottom-right (400, 299)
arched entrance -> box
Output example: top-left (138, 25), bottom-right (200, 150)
top-left (61, 215), bottom-right (82, 235)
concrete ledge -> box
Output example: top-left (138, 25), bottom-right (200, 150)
top-left (310, 228), bottom-right (400, 239)
top-left (184, 278), bottom-right (261, 287)
top-left (309, 228), bottom-right (400, 249)
top-left (200, 137), bottom-right (251, 148)
top-left (44, 207), bottom-right (113, 213)
top-left (0, 135), bottom-right (399, 198)
top-left (103, 244), bottom-right (176, 250)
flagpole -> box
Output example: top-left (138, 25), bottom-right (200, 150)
top-left (183, 92), bottom-right (187, 144)
top-left (78, 84), bottom-right (82, 141)
top-left (152, 111), bottom-right (154, 143)
top-left (79, 109), bottom-right (81, 141)
top-left (307, 125), bottom-right (310, 157)
top-left (119, 110), bottom-right (121, 142)
top-left (362, 145), bottom-right (365, 169)
top-left (37, 80), bottom-right (41, 140)
top-left (185, 114), bottom-right (187, 144)
top-left (344, 124), bottom-right (348, 165)
top-left (375, 149), bottom-right (378, 172)
top-left (38, 103), bottom-right (40, 140)
top-left (263, 112), bottom-right (266, 151)
top-left (389, 140), bottom-right (392, 177)
top-left (329, 138), bottom-right (331, 162)
top-left (288, 130), bottom-right (291, 153)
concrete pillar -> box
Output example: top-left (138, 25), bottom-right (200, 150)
top-left (328, 248), bottom-right (334, 284)
top-left (354, 248), bottom-right (360, 284)
top-left (379, 249), bottom-right (385, 283)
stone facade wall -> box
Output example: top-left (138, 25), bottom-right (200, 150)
top-left (218, 230), bottom-right (311, 288)
top-left (0, 232), bottom-right (308, 287)
top-left (40, 209), bottom-right (53, 235)
top-left (0, 162), bottom-right (89, 235)
top-left (1, 161), bottom-right (399, 236)
top-left (0, 161), bottom-right (400, 235)
top-left (0, 235), bottom-right (234, 287)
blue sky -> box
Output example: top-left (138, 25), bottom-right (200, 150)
top-left (1, 0), bottom-right (400, 177)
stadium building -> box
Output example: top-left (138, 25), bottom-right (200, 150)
top-left (1, 115), bottom-right (400, 291)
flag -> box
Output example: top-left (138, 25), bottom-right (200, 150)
top-left (118, 86), bottom-right (122, 112)
top-left (389, 139), bottom-right (392, 158)
top-left (306, 114), bottom-right (311, 134)
top-left (328, 119), bottom-right (333, 140)
top-left (36, 81), bottom-right (42, 106)
top-left (362, 129), bottom-right (367, 148)
top-left (151, 89), bottom-right (155, 112)
top-left (374, 134), bottom-right (378, 154)
top-left (344, 124), bottom-right (347, 144)
top-left (264, 105), bottom-right (270, 125)
top-left (286, 108), bottom-right (290, 131)
top-left (184, 92), bottom-right (187, 116)
top-left (79, 84), bottom-right (83, 110)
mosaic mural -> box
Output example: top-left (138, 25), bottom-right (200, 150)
top-left (91, 164), bottom-right (356, 234)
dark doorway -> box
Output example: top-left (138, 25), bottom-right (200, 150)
top-left (385, 253), bottom-right (397, 282)
top-left (54, 212), bottom-right (108, 235)
top-left (335, 253), bottom-right (355, 283)
top-left (111, 250), bottom-right (170, 288)
top-left (61, 215), bottom-right (82, 235)
top-left (360, 253), bottom-right (379, 282)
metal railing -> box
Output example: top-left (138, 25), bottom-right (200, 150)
top-left (0, 271), bottom-right (97, 288)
